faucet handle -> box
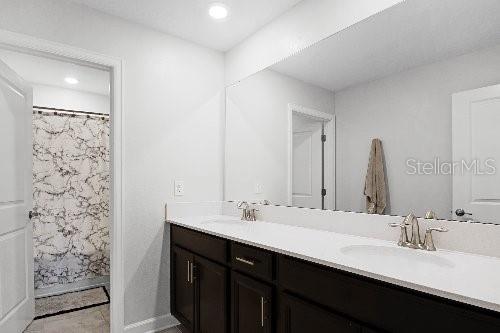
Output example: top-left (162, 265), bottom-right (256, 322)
top-left (237, 201), bottom-right (249, 221)
top-left (423, 227), bottom-right (449, 251)
top-left (237, 201), bottom-right (249, 209)
top-left (388, 223), bottom-right (409, 247)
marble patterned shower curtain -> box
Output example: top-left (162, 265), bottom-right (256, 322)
top-left (32, 111), bottom-right (110, 289)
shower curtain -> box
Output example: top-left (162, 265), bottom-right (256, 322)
top-left (32, 111), bottom-right (110, 289)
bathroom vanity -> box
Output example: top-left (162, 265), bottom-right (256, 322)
top-left (168, 205), bottom-right (500, 333)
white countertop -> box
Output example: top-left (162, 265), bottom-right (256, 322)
top-left (168, 215), bottom-right (500, 313)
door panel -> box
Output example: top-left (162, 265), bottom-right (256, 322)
top-left (292, 115), bottom-right (323, 209)
top-left (292, 131), bottom-right (313, 197)
top-left (172, 246), bottom-right (195, 330)
top-left (196, 256), bottom-right (228, 333)
top-left (279, 292), bottom-right (360, 333)
top-left (0, 231), bottom-right (28, 317)
top-left (470, 101), bottom-right (500, 200)
top-left (0, 59), bottom-right (33, 332)
top-left (231, 272), bottom-right (272, 333)
top-left (452, 85), bottom-right (500, 224)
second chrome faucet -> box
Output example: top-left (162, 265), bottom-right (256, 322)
top-left (389, 213), bottom-right (448, 251)
top-left (237, 201), bottom-right (258, 221)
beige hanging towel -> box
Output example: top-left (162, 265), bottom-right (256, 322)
top-left (364, 138), bottom-right (387, 214)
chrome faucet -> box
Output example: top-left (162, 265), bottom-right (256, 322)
top-left (237, 201), bottom-right (258, 221)
top-left (389, 213), bottom-right (448, 251)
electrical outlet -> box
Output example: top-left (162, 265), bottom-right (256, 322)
top-left (174, 180), bottom-right (184, 196)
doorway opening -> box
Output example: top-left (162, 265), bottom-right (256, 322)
top-left (287, 104), bottom-right (335, 210)
top-left (0, 47), bottom-right (111, 331)
top-left (0, 30), bottom-right (123, 332)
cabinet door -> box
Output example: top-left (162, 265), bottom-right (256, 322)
top-left (172, 246), bottom-right (195, 331)
top-left (231, 272), bottom-right (273, 333)
top-left (195, 255), bottom-right (228, 333)
top-left (279, 292), bottom-right (360, 333)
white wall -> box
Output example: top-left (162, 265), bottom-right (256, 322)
top-left (225, 0), bottom-right (403, 85)
top-left (335, 44), bottom-right (500, 218)
top-left (225, 69), bottom-right (334, 205)
top-left (0, 0), bottom-right (225, 326)
top-left (33, 84), bottom-right (110, 114)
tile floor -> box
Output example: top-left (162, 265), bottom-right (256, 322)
top-left (24, 304), bottom-right (184, 333)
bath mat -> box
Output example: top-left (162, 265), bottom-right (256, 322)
top-left (34, 286), bottom-right (109, 319)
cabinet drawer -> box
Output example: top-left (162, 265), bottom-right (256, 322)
top-left (279, 255), bottom-right (500, 333)
top-left (231, 242), bottom-right (274, 281)
top-left (171, 225), bottom-right (228, 263)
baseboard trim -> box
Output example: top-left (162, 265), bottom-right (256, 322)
top-left (35, 276), bottom-right (110, 298)
top-left (124, 314), bottom-right (180, 333)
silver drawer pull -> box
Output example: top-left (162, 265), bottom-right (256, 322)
top-left (235, 257), bottom-right (255, 266)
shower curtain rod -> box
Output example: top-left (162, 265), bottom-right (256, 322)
top-left (33, 106), bottom-right (109, 118)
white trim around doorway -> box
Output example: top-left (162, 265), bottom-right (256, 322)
top-left (287, 103), bottom-right (335, 210)
top-left (0, 29), bottom-right (124, 333)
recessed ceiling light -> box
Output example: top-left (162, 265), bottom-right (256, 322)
top-left (208, 3), bottom-right (229, 20)
top-left (64, 77), bottom-right (79, 85)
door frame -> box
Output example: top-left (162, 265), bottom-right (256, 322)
top-left (0, 29), bottom-right (124, 332)
top-left (287, 103), bottom-right (335, 210)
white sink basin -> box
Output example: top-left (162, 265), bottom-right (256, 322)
top-left (340, 245), bottom-right (455, 269)
top-left (199, 219), bottom-right (244, 227)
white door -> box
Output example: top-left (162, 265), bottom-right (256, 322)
top-left (452, 84), bottom-right (500, 224)
top-left (292, 115), bottom-right (323, 209)
top-left (0, 59), bottom-right (34, 332)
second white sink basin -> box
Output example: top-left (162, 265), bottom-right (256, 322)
top-left (340, 244), bottom-right (455, 269)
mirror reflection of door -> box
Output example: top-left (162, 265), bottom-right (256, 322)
top-left (292, 114), bottom-right (324, 209)
top-left (453, 84), bottom-right (500, 224)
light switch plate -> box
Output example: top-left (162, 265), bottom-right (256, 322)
top-left (174, 180), bottom-right (184, 196)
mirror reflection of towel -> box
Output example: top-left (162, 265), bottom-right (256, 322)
top-left (364, 138), bottom-right (387, 214)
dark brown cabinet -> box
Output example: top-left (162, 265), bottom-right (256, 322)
top-left (172, 246), bottom-right (195, 331)
top-left (170, 224), bottom-right (500, 333)
top-left (231, 272), bottom-right (272, 333)
top-left (279, 292), bottom-right (360, 333)
top-left (196, 256), bottom-right (228, 333)
top-left (172, 245), bottom-right (228, 333)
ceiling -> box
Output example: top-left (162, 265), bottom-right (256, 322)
top-left (271, 0), bottom-right (500, 92)
top-left (0, 49), bottom-right (110, 95)
top-left (66, 0), bottom-right (303, 51)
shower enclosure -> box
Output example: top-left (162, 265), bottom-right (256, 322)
top-left (31, 107), bottom-right (110, 290)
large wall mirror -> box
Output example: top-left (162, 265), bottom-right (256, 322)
top-left (224, 0), bottom-right (500, 224)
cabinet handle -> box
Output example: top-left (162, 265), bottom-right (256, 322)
top-left (261, 297), bottom-right (265, 327)
top-left (235, 257), bottom-right (255, 266)
top-left (187, 260), bottom-right (191, 283)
